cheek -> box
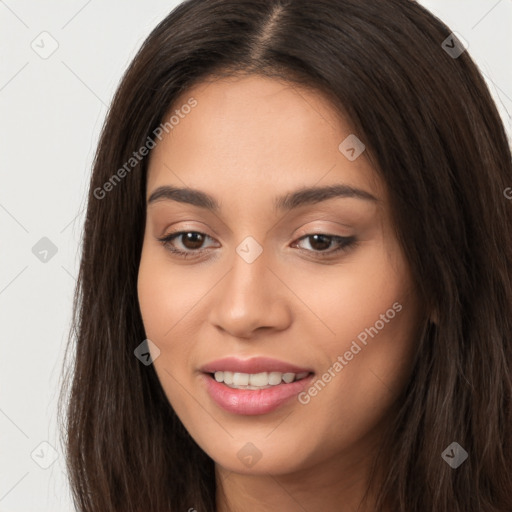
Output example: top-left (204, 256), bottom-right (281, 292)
top-left (137, 245), bottom-right (193, 412)
top-left (294, 254), bottom-right (420, 447)
top-left (137, 241), bottom-right (207, 341)
top-left (136, 244), bottom-right (190, 374)
top-left (298, 301), bottom-right (419, 458)
top-left (137, 250), bottom-right (172, 341)
top-left (287, 238), bottom-right (420, 413)
top-left (137, 242), bottom-right (216, 389)
top-left (285, 236), bottom-right (416, 354)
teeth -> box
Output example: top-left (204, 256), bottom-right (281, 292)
top-left (212, 370), bottom-right (309, 389)
top-left (233, 372), bottom-right (249, 386)
top-left (282, 372), bottom-right (295, 384)
top-left (268, 371), bottom-right (282, 385)
top-left (249, 372), bottom-right (268, 386)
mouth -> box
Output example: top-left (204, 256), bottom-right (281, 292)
top-left (206, 370), bottom-right (312, 390)
top-left (199, 356), bottom-right (315, 414)
top-left (201, 368), bottom-right (315, 415)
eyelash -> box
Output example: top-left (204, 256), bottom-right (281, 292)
top-left (157, 231), bottom-right (357, 260)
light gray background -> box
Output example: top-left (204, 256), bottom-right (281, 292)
top-left (1, 1), bottom-right (511, 511)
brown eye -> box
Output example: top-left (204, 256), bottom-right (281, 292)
top-left (305, 234), bottom-right (333, 251)
top-left (294, 234), bottom-right (357, 258)
top-left (179, 232), bottom-right (206, 250)
top-left (157, 231), bottom-right (218, 257)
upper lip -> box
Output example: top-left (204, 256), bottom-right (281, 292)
top-left (200, 357), bottom-right (313, 375)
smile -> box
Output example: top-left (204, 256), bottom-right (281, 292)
top-left (211, 370), bottom-right (310, 389)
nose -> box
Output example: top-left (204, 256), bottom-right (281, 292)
top-left (208, 247), bottom-right (292, 339)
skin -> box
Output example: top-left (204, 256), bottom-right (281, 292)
top-left (137, 74), bottom-right (424, 512)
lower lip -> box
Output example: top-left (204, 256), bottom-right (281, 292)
top-left (201, 373), bottom-right (314, 415)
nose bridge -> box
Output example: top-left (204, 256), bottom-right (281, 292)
top-left (209, 240), bottom-right (291, 337)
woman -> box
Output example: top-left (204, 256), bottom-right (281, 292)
top-left (59, 0), bottom-right (512, 510)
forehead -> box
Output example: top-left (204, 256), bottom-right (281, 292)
top-left (147, 74), bottom-right (385, 203)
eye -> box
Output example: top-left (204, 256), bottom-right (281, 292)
top-left (292, 234), bottom-right (356, 258)
top-left (157, 231), bottom-right (218, 258)
top-left (157, 231), bottom-right (357, 260)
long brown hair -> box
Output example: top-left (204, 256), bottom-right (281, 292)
top-left (59, 0), bottom-right (512, 510)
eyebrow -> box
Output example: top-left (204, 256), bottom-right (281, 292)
top-left (147, 184), bottom-right (378, 212)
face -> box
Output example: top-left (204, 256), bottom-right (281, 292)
top-left (137, 74), bottom-right (423, 478)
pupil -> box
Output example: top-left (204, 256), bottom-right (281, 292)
top-left (183, 232), bottom-right (204, 249)
top-left (310, 234), bottom-right (331, 251)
